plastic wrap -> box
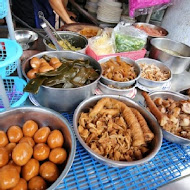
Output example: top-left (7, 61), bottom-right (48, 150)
top-left (112, 22), bottom-right (147, 52)
top-left (129, 0), bottom-right (172, 17)
top-left (88, 28), bottom-right (115, 55)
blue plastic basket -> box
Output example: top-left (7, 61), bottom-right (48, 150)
top-left (0, 39), bottom-right (23, 78)
top-left (0, 0), bottom-right (8, 19)
top-left (55, 112), bottom-right (190, 190)
top-left (0, 77), bottom-right (29, 111)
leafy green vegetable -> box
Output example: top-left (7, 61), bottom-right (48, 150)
top-left (115, 33), bottom-right (146, 52)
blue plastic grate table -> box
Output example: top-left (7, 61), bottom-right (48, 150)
top-left (57, 112), bottom-right (190, 190)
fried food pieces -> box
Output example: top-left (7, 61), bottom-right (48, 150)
top-left (101, 56), bottom-right (137, 82)
top-left (78, 98), bottom-right (154, 161)
top-left (142, 92), bottom-right (190, 139)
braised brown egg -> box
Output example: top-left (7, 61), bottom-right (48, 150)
top-left (0, 131), bottom-right (9, 147)
top-left (12, 142), bottom-right (33, 166)
top-left (52, 62), bottom-right (62, 69)
top-left (39, 161), bottom-right (59, 182)
top-left (9, 178), bottom-right (27, 190)
top-left (49, 57), bottom-right (60, 66)
top-left (33, 143), bottom-right (50, 161)
top-left (49, 147), bottom-right (67, 164)
top-left (7, 126), bottom-right (23, 143)
top-left (0, 147), bottom-right (9, 168)
top-left (22, 120), bottom-right (38, 137)
top-left (27, 69), bottom-right (39, 79)
top-left (38, 65), bottom-right (54, 73)
top-left (47, 130), bottom-right (64, 149)
top-left (5, 143), bottom-right (16, 159)
top-left (33, 127), bottom-right (51, 143)
top-left (0, 165), bottom-right (20, 189)
top-left (30, 57), bottom-right (41, 69)
top-left (28, 176), bottom-right (47, 190)
top-left (22, 158), bottom-right (40, 181)
top-left (8, 160), bottom-right (21, 173)
top-left (19, 137), bottom-right (35, 147)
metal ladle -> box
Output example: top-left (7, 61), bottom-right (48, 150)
top-left (38, 11), bottom-right (71, 50)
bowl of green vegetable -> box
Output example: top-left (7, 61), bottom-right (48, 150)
top-left (43, 31), bottom-right (88, 54)
top-left (22, 51), bottom-right (102, 112)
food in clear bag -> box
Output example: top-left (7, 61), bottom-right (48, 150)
top-left (113, 22), bottom-right (147, 52)
top-left (88, 28), bottom-right (115, 55)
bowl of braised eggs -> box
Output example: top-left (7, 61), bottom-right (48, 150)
top-left (0, 106), bottom-right (76, 190)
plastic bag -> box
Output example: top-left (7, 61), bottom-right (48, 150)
top-left (129, 0), bottom-right (171, 17)
top-left (88, 28), bottom-right (115, 55)
top-left (112, 22), bottom-right (147, 52)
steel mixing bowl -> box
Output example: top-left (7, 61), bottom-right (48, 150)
top-left (148, 91), bottom-right (190, 145)
top-left (0, 106), bottom-right (76, 189)
top-left (133, 23), bottom-right (168, 50)
top-left (13, 30), bottom-right (38, 50)
top-left (73, 95), bottom-right (162, 167)
top-left (149, 38), bottom-right (190, 74)
top-left (98, 81), bottom-right (136, 96)
top-left (136, 58), bottom-right (172, 88)
top-left (22, 51), bottom-right (102, 112)
top-left (98, 56), bottom-right (141, 88)
top-left (43, 31), bottom-right (88, 54)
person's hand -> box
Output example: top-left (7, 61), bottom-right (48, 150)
top-left (67, 11), bottom-right (77, 19)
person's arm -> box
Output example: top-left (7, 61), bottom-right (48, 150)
top-left (49, 0), bottom-right (75, 24)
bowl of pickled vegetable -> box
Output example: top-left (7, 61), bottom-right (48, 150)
top-left (43, 31), bottom-right (88, 54)
top-left (22, 51), bottom-right (102, 112)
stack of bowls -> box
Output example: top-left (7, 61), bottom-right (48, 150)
top-left (98, 56), bottom-right (141, 97)
top-left (97, 0), bottom-right (122, 23)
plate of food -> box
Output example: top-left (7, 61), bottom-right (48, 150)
top-left (59, 23), bottom-right (101, 38)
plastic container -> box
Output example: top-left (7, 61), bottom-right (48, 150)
top-left (0, 39), bottom-right (23, 78)
top-left (0, 0), bottom-right (8, 19)
top-left (0, 77), bottom-right (29, 111)
top-left (86, 46), bottom-right (146, 61)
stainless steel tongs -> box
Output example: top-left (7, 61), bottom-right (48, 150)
top-left (38, 11), bottom-right (71, 51)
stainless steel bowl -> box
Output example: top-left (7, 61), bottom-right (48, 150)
top-left (98, 81), bottom-right (136, 96)
top-left (12, 30), bottom-right (38, 50)
top-left (43, 31), bottom-right (88, 54)
top-left (73, 95), bottom-right (162, 167)
top-left (136, 58), bottom-right (172, 88)
top-left (133, 23), bottom-right (168, 50)
top-left (0, 106), bottom-right (76, 189)
top-left (148, 91), bottom-right (190, 145)
top-left (149, 38), bottom-right (190, 74)
top-left (98, 56), bottom-right (141, 88)
top-left (22, 51), bottom-right (102, 112)
top-left (133, 23), bottom-right (168, 38)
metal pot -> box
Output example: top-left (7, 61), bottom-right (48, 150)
top-left (43, 31), bottom-right (88, 54)
top-left (22, 51), bottom-right (102, 112)
top-left (149, 38), bottom-right (190, 74)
